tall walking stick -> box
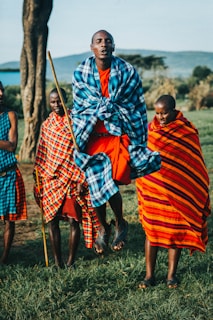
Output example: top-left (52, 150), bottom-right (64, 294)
top-left (35, 168), bottom-right (49, 267)
top-left (47, 50), bottom-right (79, 151)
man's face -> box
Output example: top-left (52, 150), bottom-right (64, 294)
top-left (90, 31), bottom-right (115, 60)
top-left (49, 92), bottom-right (64, 116)
top-left (154, 102), bottom-right (176, 126)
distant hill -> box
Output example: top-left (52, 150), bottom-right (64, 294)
top-left (0, 61), bottom-right (20, 69)
top-left (1, 49), bottom-right (213, 82)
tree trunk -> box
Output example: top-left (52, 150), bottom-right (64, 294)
top-left (19, 0), bottom-right (53, 162)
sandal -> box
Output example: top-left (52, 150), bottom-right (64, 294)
top-left (93, 224), bottom-right (111, 255)
top-left (138, 277), bottom-right (155, 289)
top-left (166, 276), bottom-right (178, 288)
top-left (111, 219), bottom-right (128, 251)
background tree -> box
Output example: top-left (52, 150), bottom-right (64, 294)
top-left (192, 65), bottom-right (212, 82)
top-left (188, 81), bottom-right (210, 110)
top-left (19, 0), bottom-right (53, 162)
top-left (176, 82), bottom-right (190, 100)
top-left (187, 67), bottom-right (213, 110)
top-left (144, 78), bottom-right (176, 109)
top-left (118, 54), bottom-right (167, 78)
top-left (4, 86), bottom-right (23, 118)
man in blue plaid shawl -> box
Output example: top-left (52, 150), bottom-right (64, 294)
top-left (72, 30), bottom-right (161, 254)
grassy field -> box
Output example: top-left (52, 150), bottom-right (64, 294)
top-left (0, 109), bottom-right (213, 320)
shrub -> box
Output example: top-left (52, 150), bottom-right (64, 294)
top-left (4, 85), bottom-right (23, 118)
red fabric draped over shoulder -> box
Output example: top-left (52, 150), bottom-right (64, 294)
top-left (136, 112), bottom-right (211, 254)
top-left (86, 68), bottom-right (131, 185)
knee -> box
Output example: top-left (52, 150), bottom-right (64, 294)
top-left (69, 218), bottom-right (79, 230)
top-left (110, 191), bottom-right (122, 203)
top-left (48, 218), bottom-right (59, 232)
top-left (5, 220), bottom-right (15, 231)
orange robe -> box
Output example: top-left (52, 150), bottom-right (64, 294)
top-left (86, 68), bottom-right (131, 185)
top-left (136, 112), bottom-right (211, 254)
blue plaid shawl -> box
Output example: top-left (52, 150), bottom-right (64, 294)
top-left (0, 112), bottom-right (18, 217)
top-left (72, 56), bottom-right (161, 207)
top-left (0, 112), bottom-right (17, 171)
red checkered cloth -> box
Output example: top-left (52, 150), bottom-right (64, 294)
top-left (34, 111), bottom-right (100, 248)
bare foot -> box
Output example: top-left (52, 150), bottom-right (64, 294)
top-left (93, 225), bottom-right (111, 255)
top-left (111, 220), bottom-right (128, 251)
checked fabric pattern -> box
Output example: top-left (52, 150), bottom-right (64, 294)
top-left (72, 56), bottom-right (161, 207)
top-left (0, 112), bottom-right (27, 220)
top-left (0, 112), bottom-right (17, 171)
top-left (34, 111), bottom-right (99, 248)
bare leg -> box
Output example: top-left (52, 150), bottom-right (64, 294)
top-left (95, 203), bottom-right (107, 229)
top-left (0, 221), bottom-right (15, 264)
top-left (109, 191), bottom-right (128, 251)
top-left (167, 248), bottom-right (182, 287)
top-left (139, 238), bottom-right (158, 288)
top-left (95, 192), bottom-right (123, 228)
top-left (144, 238), bottom-right (158, 279)
top-left (66, 218), bottom-right (80, 267)
top-left (108, 191), bottom-right (123, 225)
top-left (94, 191), bottom-right (127, 253)
top-left (94, 203), bottom-right (111, 254)
top-left (48, 217), bottom-right (62, 267)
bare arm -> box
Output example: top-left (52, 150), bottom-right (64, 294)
top-left (0, 111), bottom-right (18, 152)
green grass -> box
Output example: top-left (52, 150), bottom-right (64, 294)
top-left (1, 109), bottom-right (213, 320)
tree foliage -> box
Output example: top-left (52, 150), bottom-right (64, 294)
top-left (192, 65), bottom-right (212, 81)
top-left (189, 81), bottom-right (210, 110)
top-left (118, 54), bottom-right (167, 74)
top-left (187, 67), bottom-right (213, 110)
top-left (176, 83), bottom-right (190, 99)
top-left (145, 78), bottom-right (177, 109)
top-left (4, 86), bottom-right (23, 118)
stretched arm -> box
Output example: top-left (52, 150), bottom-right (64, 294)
top-left (0, 111), bottom-right (18, 152)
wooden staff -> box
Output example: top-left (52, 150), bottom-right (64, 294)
top-left (47, 50), bottom-right (79, 151)
top-left (35, 168), bottom-right (49, 267)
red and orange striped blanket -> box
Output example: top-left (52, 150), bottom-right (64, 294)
top-left (136, 111), bottom-right (211, 254)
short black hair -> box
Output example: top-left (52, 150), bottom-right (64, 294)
top-left (50, 87), bottom-right (67, 103)
top-left (155, 94), bottom-right (176, 110)
top-left (91, 30), bottom-right (114, 45)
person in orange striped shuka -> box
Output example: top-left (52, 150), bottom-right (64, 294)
top-left (136, 94), bottom-right (211, 289)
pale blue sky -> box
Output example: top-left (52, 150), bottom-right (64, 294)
top-left (0, 0), bottom-right (213, 64)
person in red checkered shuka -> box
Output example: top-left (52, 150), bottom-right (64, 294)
top-left (34, 88), bottom-right (99, 268)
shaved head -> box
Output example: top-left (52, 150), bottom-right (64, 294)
top-left (91, 30), bottom-right (114, 45)
top-left (155, 95), bottom-right (176, 110)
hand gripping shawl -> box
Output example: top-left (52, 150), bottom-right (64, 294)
top-left (136, 111), bottom-right (211, 254)
top-left (34, 111), bottom-right (99, 249)
top-left (72, 56), bottom-right (161, 207)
